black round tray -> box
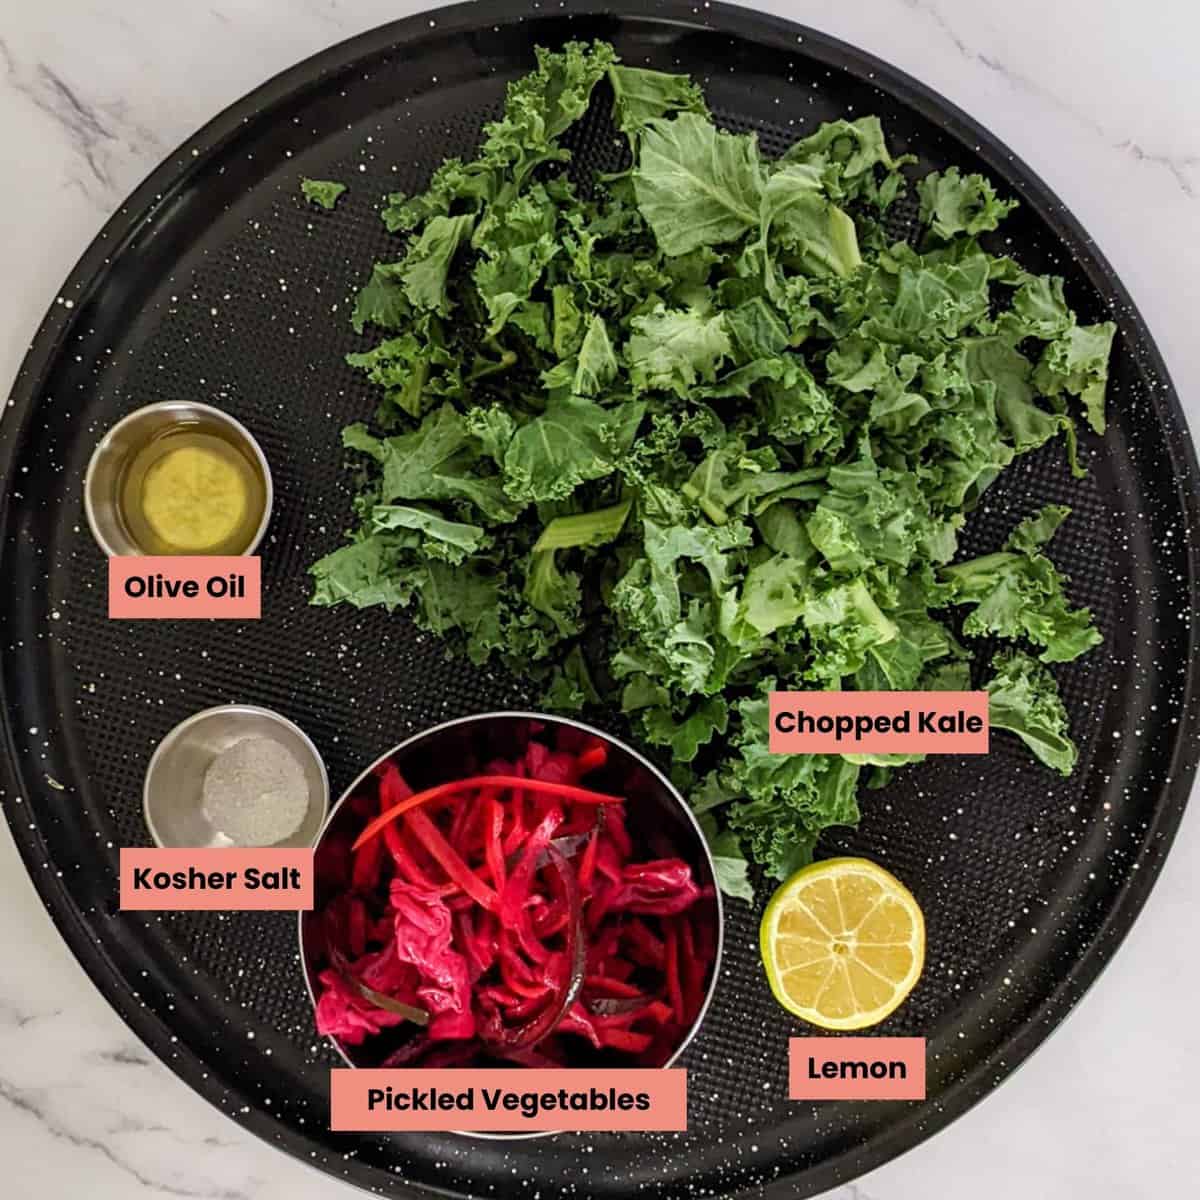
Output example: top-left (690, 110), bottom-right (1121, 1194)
top-left (2, 2), bottom-right (1197, 1196)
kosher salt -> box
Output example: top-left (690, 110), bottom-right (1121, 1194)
top-left (201, 736), bottom-right (309, 846)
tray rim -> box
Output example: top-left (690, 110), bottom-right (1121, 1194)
top-left (2, 1), bottom-right (1198, 1196)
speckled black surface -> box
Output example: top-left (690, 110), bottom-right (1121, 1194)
top-left (1, 2), bottom-right (1198, 1197)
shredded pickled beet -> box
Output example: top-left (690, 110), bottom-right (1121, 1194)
top-left (311, 727), bottom-right (715, 1066)
top-left (350, 773), bottom-right (624, 853)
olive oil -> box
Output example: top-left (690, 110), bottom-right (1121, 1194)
top-left (118, 420), bottom-right (267, 555)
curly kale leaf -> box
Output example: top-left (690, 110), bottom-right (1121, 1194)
top-left (300, 178), bottom-right (346, 210)
top-left (941, 505), bottom-right (1101, 663)
top-left (917, 166), bottom-right (1017, 240)
top-left (986, 650), bottom-right (1078, 774)
top-left (634, 113), bottom-right (764, 255)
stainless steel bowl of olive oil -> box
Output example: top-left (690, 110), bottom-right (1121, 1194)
top-left (85, 402), bottom-right (272, 557)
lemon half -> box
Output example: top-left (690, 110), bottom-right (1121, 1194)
top-left (760, 856), bottom-right (925, 1030)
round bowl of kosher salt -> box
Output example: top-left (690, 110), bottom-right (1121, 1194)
top-left (143, 704), bottom-right (328, 849)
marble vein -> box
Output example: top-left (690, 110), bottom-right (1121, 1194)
top-left (0, 996), bottom-right (63, 1028)
top-left (900, 0), bottom-right (1199, 199)
top-left (0, 1078), bottom-right (253, 1200)
top-left (0, 35), bottom-right (164, 204)
top-left (88, 1045), bottom-right (155, 1068)
top-left (35, 64), bottom-right (118, 187)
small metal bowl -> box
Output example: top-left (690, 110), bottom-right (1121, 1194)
top-left (144, 704), bottom-right (328, 849)
top-left (299, 711), bottom-right (724, 1138)
top-left (84, 400), bottom-right (273, 557)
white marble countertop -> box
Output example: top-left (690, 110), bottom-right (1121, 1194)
top-left (2, 1), bottom-right (1198, 1196)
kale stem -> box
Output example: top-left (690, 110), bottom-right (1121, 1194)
top-left (468, 349), bottom-right (518, 382)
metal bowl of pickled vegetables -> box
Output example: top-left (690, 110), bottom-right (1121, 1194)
top-left (299, 713), bottom-right (724, 1095)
